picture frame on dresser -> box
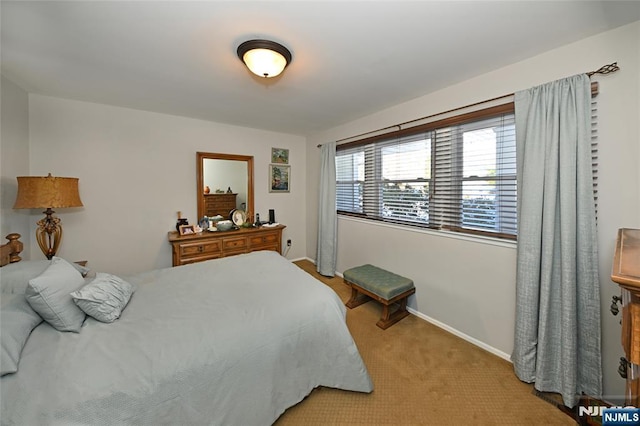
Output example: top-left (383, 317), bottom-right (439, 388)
top-left (269, 164), bottom-right (290, 193)
top-left (179, 224), bottom-right (196, 235)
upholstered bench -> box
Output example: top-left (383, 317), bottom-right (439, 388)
top-left (343, 264), bottom-right (415, 330)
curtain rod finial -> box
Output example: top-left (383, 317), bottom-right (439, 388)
top-left (587, 62), bottom-right (619, 77)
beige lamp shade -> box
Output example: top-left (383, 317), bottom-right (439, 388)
top-left (14, 174), bottom-right (83, 209)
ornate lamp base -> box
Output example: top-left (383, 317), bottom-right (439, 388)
top-left (36, 208), bottom-right (62, 260)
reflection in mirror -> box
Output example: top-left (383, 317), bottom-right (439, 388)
top-left (204, 160), bottom-right (247, 210)
top-left (196, 152), bottom-right (254, 223)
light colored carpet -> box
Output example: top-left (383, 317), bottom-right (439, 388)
top-left (274, 260), bottom-right (576, 425)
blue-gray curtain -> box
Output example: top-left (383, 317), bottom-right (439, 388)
top-left (317, 141), bottom-right (337, 276)
top-left (512, 74), bottom-right (602, 407)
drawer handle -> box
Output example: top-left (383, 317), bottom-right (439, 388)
top-left (619, 357), bottom-right (628, 378)
top-left (611, 295), bottom-right (622, 316)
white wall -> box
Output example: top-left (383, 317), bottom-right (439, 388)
top-left (27, 95), bottom-right (307, 275)
top-left (0, 75), bottom-right (31, 251)
top-left (306, 21), bottom-right (640, 402)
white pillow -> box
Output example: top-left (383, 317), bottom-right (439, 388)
top-left (1, 258), bottom-right (91, 295)
top-left (25, 257), bottom-right (86, 332)
top-left (0, 260), bottom-right (50, 294)
top-left (71, 273), bottom-right (135, 323)
top-left (1, 294), bottom-right (43, 376)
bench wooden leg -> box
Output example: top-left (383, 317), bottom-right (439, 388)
top-left (346, 286), bottom-right (371, 309)
top-left (376, 297), bottom-right (410, 330)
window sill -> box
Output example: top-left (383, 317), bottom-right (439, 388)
top-left (338, 214), bottom-right (517, 250)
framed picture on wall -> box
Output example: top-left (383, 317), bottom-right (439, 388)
top-left (269, 164), bottom-right (290, 193)
top-left (271, 148), bottom-right (289, 164)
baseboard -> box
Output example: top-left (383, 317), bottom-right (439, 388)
top-left (407, 307), bottom-right (512, 362)
top-left (301, 257), bottom-right (511, 362)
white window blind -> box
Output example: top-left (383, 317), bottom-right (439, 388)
top-left (336, 146), bottom-right (365, 214)
top-left (337, 105), bottom-right (517, 240)
top-left (432, 113), bottom-right (517, 237)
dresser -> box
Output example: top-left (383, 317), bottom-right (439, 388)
top-left (168, 225), bottom-right (285, 266)
top-left (611, 228), bottom-right (640, 406)
top-left (204, 193), bottom-right (237, 218)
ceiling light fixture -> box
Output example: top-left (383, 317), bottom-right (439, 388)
top-left (237, 39), bottom-right (292, 78)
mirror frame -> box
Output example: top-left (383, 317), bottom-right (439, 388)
top-left (196, 152), bottom-right (254, 222)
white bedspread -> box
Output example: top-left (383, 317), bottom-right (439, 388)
top-left (1, 251), bottom-right (372, 425)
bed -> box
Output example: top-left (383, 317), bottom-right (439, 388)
top-left (0, 234), bottom-right (373, 425)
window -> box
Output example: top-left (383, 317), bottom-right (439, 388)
top-left (336, 104), bottom-right (517, 240)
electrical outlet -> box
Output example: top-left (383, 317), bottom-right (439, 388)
top-left (287, 239), bottom-right (292, 247)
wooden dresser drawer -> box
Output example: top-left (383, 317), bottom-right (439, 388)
top-left (249, 232), bottom-right (279, 248)
top-left (180, 240), bottom-right (222, 257)
top-left (179, 253), bottom-right (221, 265)
top-left (222, 236), bottom-right (247, 251)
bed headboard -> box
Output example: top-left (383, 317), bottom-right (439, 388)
top-left (0, 233), bottom-right (23, 267)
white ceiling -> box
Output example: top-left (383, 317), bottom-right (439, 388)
top-left (2, 1), bottom-right (639, 136)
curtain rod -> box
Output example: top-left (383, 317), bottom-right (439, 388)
top-left (317, 62), bottom-right (619, 148)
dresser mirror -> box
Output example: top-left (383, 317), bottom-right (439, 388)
top-left (196, 152), bottom-right (254, 223)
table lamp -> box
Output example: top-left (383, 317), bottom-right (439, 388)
top-left (13, 173), bottom-right (83, 259)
